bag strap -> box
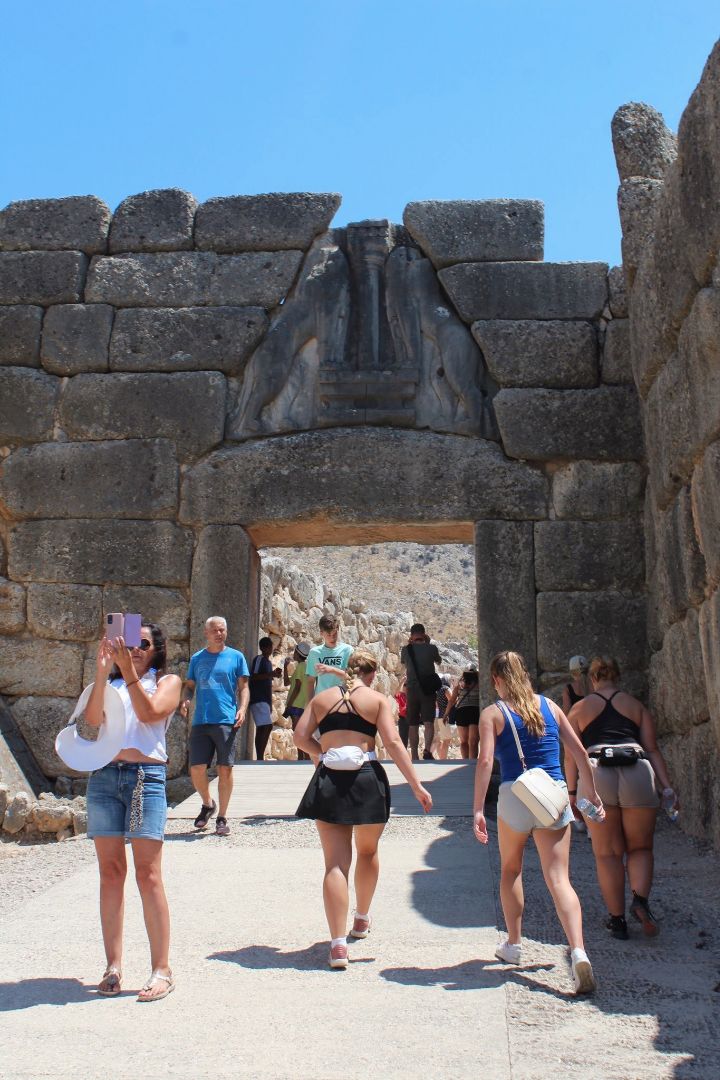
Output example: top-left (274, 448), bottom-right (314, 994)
top-left (497, 699), bottom-right (527, 772)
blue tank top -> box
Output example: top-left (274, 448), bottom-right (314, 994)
top-left (495, 697), bottom-right (563, 783)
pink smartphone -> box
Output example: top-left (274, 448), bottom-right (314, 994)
top-left (123, 614), bottom-right (142, 648)
top-left (106, 612), bottom-right (124, 641)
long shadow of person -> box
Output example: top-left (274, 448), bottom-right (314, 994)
top-left (208, 943), bottom-right (374, 972)
top-left (0, 978), bottom-right (96, 1011)
top-left (408, 813), bottom-right (498, 929)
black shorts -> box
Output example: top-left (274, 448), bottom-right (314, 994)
top-left (454, 705), bottom-right (480, 728)
top-left (406, 686), bottom-right (436, 726)
top-left (189, 724), bottom-right (238, 767)
top-left (296, 761), bottom-right (391, 825)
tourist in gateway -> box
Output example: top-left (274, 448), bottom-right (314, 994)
top-left (180, 616), bottom-right (250, 837)
top-left (566, 656), bottom-right (678, 940)
top-left (294, 650), bottom-right (432, 969)
top-left (248, 636), bottom-right (282, 761)
top-left (400, 623), bottom-right (442, 760)
top-left (85, 622), bottom-right (181, 1001)
top-left (283, 641), bottom-right (312, 759)
top-left (305, 614), bottom-right (353, 698)
top-left (443, 668), bottom-right (481, 759)
top-left (473, 651), bottom-right (604, 995)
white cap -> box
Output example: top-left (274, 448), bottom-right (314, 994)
top-left (568, 655), bottom-right (588, 674)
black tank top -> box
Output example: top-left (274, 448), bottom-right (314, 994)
top-left (580, 691), bottom-right (640, 748)
top-left (317, 689), bottom-right (377, 739)
top-left (566, 683), bottom-right (584, 708)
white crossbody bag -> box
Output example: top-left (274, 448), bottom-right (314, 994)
top-left (497, 699), bottom-right (570, 827)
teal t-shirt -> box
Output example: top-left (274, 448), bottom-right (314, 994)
top-left (306, 642), bottom-right (353, 694)
top-left (187, 646), bottom-right (250, 726)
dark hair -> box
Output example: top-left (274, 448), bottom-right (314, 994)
top-left (589, 656), bottom-right (620, 683)
top-left (461, 669), bottom-right (479, 687)
top-left (259, 636), bottom-right (273, 649)
top-left (109, 622), bottom-right (167, 681)
top-left (319, 614), bottom-right (339, 632)
top-left (410, 622), bottom-right (426, 635)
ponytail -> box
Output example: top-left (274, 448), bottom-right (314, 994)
top-left (490, 651), bottom-right (544, 737)
top-left (346, 650), bottom-right (378, 691)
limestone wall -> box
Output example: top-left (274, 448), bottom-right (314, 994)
top-left (613, 40), bottom-right (720, 845)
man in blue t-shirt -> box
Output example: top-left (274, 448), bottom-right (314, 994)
top-left (305, 614), bottom-right (354, 698)
top-left (180, 616), bottom-right (249, 836)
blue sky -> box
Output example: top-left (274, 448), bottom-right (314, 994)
top-left (1, 2), bottom-right (717, 265)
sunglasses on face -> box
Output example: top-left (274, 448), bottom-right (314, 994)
top-left (134, 638), bottom-right (153, 651)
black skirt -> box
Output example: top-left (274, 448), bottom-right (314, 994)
top-left (296, 761), bottom-right (391, 825)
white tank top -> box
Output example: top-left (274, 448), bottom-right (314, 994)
top-left (110, 669), bottom-right (174, 763)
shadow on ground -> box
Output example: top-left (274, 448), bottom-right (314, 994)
top-left (0, 978), bottom-right (97, 1010)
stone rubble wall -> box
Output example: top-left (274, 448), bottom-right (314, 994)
top-left (612, 40), bottom-right (720, 846)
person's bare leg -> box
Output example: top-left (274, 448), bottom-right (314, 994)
top-left (94, 836), bottom-right (127, 987)
top-left (408, 725), bottom-right (420, 760)
top-left (255, 724), bottom-right (272, 761)
top-left (497, 819), bottom-right (528, 944)
top-left (534, 826), bottom-right (585, 950)
top-left (459, 729), bottom-right (469, 758)
top-left (190, 764), bottom-right (212, 807)
top-left (622, 807), bottom-right (657, 898)
top-left (316, 822), bottom-right (353, 939)
top-left (132, 838), bottom-right (171, 1000)
top-left (423, 721), bottom-right (435, 755)
top-left (216, 765), bottom-right (234, 818)
top-left (353, 824), bottom-right (385, 917)
top-left (586, 806), bottom-right (626, 915)
top-left (468, 726), bottom-right (479, 760)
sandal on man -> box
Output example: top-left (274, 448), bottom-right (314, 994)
top-left (194, 799), bottom-right (217, 830)
top-left (97, 966), bottom-right (122, 996)
top-left (137, 970), bottom-right (175, 1002)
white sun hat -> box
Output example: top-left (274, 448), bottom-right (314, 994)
top-left (55, 682), bottom-right (127, 772)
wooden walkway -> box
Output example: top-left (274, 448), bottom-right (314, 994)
top-left (168, 760), bottom-right (475, 819)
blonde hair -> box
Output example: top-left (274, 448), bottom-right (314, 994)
top-left (490, 651), bottom-right (544, 737)
top-left (346, 650), bottom-right (378, 690)
top-left (589, 656), bottom-right (620, 683)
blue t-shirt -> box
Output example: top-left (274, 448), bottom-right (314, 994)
top-left (306, 642), bottom-right (353, 695)
top-left (187, 647), bottom-right (250, 726)
top-left (495, 697), bottom-right (564, 783)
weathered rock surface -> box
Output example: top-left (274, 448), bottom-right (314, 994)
top-left (0, 367), bottom-right (60, 443)
top-left (494, 386), bottom-right (643, 461)
top-left (607, 265), bottom-right (628, 318)
top-left (32, 801), bottom-right (74, 833)
top-left (2, 791), bottom-right (31, 834)
top-left (439, 262), bottom-right (608, 322)
top-left (0, 251), bottom-right (87, 305)
top-left (0, 637), bottom-right (84, 697)
top-left (59, 371), bottom-right (226, 460)
top-left (611, 102), bottom-right (677, 181)
top-left (648, 488), bottom-right (707, 636)
top-left (85, 251), bottom-right (303, 309)
top-left (109, 306), bottom-right (268, 373)
top-left (194, 193), bottom-right (340, 252)
top-left (536, 591), bottom-right (647, 671)
top-left (534, 521), bottom-right (645, 591)
top-left (0, 577), bottom-right (26, 634)
top-left (0, 439), bottom-right (178, 519)
top-left (103, 586), bottom-right (189, 640)
top-left (403, 200), bottom-right (544, 268)
top-left (0, 305), bottom-right (42, 366)
top-left (691, 440), bottom-right (720, 591)
top-left (0, 196), bottom-right (110, 253)
top-left (601, 318), bottom-right (633, 384)
top-left (109, 189), bottom-right (198, 252)
top-left (551, 461), bottom-right (645, 519)
top-left (649, 608), bottom-right (708, 737)
top-left (9, 520), bottom-right (194, 586)
top-left (699, 588), bottom-right (720, 748)
top-left (27, 584), bottom-right (102, 640)
top-left (41, 304), bottom-right (114, 375)
top-left (10, 698), bottom-right (79, 779)
top-left (618, 177), bottom-right (664, 279)
top-left (472, 319), bottom-right (598, 388)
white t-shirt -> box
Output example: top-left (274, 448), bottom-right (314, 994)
top-left (110, 669), bottom-right (174, 762)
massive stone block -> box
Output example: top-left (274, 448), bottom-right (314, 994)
top-left (0, 251), bottom-right (87, 305)
top-left (493, 386), bottom-right (643, 462)
top-left (617, 178), bottom-right (663, 279)
top-left (534, 521), bottom-right (644, 592)
top-left (627, 251), bottom-right (672, 398)
top-left (59, 371), bottom-right (226, 461)
top-left (648, 487), bottom-right (707, 636)
top-left (439, 261), bottom-right (608, 322)
top-left (194, 193), bottom-right (340, 253)
top-left (0, 305), bottom-right (42, 366)
top-left (0, 440), bottom-right (178, 519)
top-left (85, 251), bottom-right (303, 308)
top-left (0, 196), bottom-right (110, 253)
top-left (536, 591), bottom-right (647, 671)
top-left (0, 637), bottom-right (84, 696)
top-left (40, 304), bottom-right (114, 375)
top-left (109, 306), bottom-right (268, 373)
top-left (9, 520), bottom-right (194, 586)
top-left (27, 583), bottom-right (102, 640)
top-left (657, 722), bottom-right (720, 844)
top-left (692, 440), bottom-right (720, 590)
top-left (403, 200), bottom-right (544, 268)
top-left (10, 696), bottom-right (83, 779)
top-left (601, 318), bottom-right (632, 385)
top-left (180, 430), bottom-right (548, 530)
top-left (607, 265), bottom-right (628, 318)
top-left (0, 577), bottom-right (25, 634)
top-left (474, 521), bottom-right (536, 697)
top-left (698, 588), bottom-right (720, 749)
top-left (103, 586), bottom-right (189, 640)
top-left (611, 102), bottom-right (677, 181)
top-left (109, 189), bottom-right (198, 252)
top-left (471, 319), bottom-right (598, 388)
top-left (0, 367), bottom-right (60, 443)
top-left (649, 608), bottom-right (708, 738)
top-left (551, 461), bottom-right (645, 520)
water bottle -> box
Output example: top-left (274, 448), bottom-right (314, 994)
top-left (577, 797), bottom-right (603, 822)
top-left (661, 787), bottom-right (679, 822)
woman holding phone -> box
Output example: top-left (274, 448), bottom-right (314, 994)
top-left (84, 621), bottom-right (181, 1002)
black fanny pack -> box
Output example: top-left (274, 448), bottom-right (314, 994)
top-left (591, 746), bottom-right (644, 767)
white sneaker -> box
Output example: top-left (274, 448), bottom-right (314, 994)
top-left (494, 940), bottom-right (522, 964)
top-left (571, 948), bottom-right (597, 994)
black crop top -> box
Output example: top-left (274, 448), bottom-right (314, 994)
top-left (580, 691), bottom-right (641, 749)
top-left (565, 683), bottom-right (584, 708)
top-left (317, 690), bottom-right (377, 739)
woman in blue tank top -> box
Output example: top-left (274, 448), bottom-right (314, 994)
top-left (473, 651), bottom-right (604, 996)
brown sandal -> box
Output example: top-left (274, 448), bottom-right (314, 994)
top-left (98, 966), bottom-right (122, 996)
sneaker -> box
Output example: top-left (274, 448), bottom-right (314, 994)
top-left (571, 948), bottom-right (597, 994)
top-left (194, 799), bottom-right (217, 830)
top-left (494, 940), bottom-right (522, 964)
top-left (215, 816), bottom-right (230, 837)
top-left (605, 914), bottom-right (629, 940)
top-left (349, 913), bottom-right (371, 939)
top-left (630, 895), bottom-right (659, 937)
top-left (328, 944), bottom-right (348, 970)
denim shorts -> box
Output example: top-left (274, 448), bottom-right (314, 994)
top-left (497, 781), bottom-right (574, 833)
top-left (86, 762), bottom-right (167, 841)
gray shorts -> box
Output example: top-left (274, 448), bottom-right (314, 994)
top-left (497, 781), bottom-right (574, 833)
top-left (579, 755), bottom-right (660, 809)
top-left (406, 686), bottom-right (436, 726)
top-left (189, 724), bottom-right (237, 768)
